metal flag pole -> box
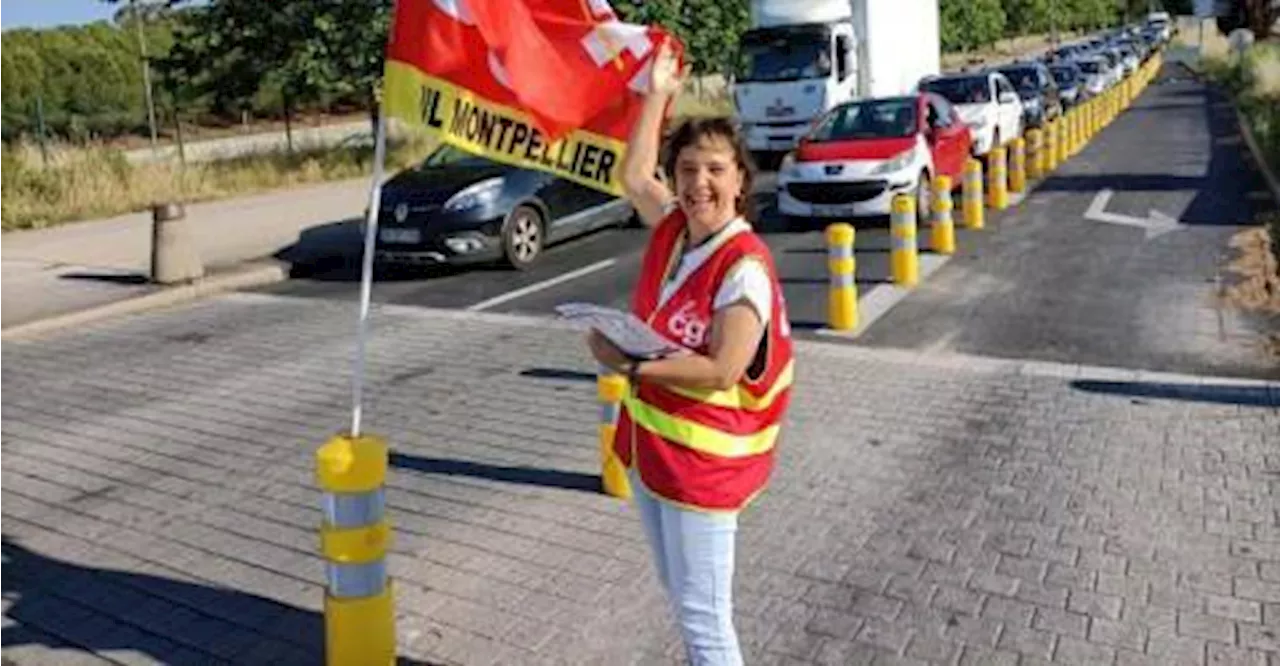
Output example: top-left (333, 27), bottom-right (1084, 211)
top-left (351, 110), bottom-right (388, 438)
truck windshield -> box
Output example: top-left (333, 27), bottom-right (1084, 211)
top-left (920, 76), bottom-right (991, 105)
top-left (738, 40), bottom-right (831, 83)
top-left (810, 98), bottom-right (918, 141)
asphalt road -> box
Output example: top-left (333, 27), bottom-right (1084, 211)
top-left (261, 59), bottom-right (1279, 379)
top-left (853, 62), bottom-right (1279, 379)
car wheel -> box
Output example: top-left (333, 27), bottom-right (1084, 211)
top-left (501, 205), bottom-right (544, 270)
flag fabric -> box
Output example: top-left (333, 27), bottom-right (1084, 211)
top-left (382, 0), bottom-right (683, 196)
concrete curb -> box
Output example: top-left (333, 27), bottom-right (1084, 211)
top-left (1, 262), bottom-right (289, 342)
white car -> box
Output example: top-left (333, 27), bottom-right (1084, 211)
top-left (919, 70), bottom-right (1023, 157)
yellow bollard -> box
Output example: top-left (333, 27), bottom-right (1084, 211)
top-left (987, 146), bottom-right (1009, 210)
top-left (1072, 109), bottom-right (1083, 155)
top-left (1044, 120), bottom-right (1059, 172)
top-left (825, 223), bottom-right (858, 330)
top-left (1026, 128), bottom-right (1043, 179)
top-left (890, 194), bottom-right (919, 287)
top-left (931, 175), bottom-right (956, 254)
top-left (1055, 116), bottom-right (1068, 165)
top-left (597, 370), bottom-right (632, 500)
top-left (1008, 138), bottom-right (1026, 194)
top-left (963, 158), bottom-right (985, 230)
top-left (317, 434), bottom-right (396, 666)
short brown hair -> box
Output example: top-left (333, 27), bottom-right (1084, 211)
top-left (661, 116), bottom-right (758, 222)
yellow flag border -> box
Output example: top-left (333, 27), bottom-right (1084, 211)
top-left (382, 60), bottom-right (628, 197)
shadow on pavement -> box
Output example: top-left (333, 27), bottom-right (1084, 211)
top-left (1070, 380), bottom-right (1279, 407)
top-left (519, 368), bottom-right (598, 382)
top-left (57, 271), bottom-right (150, 285)
top-left (390, 452), bottom-right (604, 494)
top-left (0, 539), bottom-right (325, 665)
top-left (272, 217), bottom-right (482, 283)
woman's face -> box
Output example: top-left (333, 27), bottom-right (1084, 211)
top-left (674, 135), bottom-right (744, 228)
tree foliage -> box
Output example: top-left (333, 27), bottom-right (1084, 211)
top-left (6, 0), bottom-right (1156, 143)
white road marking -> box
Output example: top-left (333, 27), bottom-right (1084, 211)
top-left (466, 258), bottom-right (618, 312)
top-left (1084, 188), bottom-right (1180, 239)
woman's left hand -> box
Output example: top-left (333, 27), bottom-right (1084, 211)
top-left (587, 330), bottom-right (630, 373)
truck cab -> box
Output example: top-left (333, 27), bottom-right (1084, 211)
top-left (734, 21), bottom-right (858, 157)
top-left (732, 0), bottom-right (941, 162)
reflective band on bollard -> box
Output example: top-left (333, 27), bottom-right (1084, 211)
top-left (987, 147), bottom-right (1008, 210)
top-left (963, 158), bottom-right (985, 230)
top-left (316, 433), bottom-right (395, 666)
top-left (931, 175), bottom-right (955, 255)
top-left (597, 369), bottom-right (632, 500)
top-left (1026, 129), bottom-right (1043, 180)
top-left (825, 223), bottom-right (857, 331)
top-left (1008, 139), bottom-right (1026, 194)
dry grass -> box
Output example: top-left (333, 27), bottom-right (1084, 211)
top-left (941, 31), bottom-right (1085, 71)
top-left (1, 133), bottom-right (438, 231)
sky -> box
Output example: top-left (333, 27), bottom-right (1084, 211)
top-left (2, 1), bottom-right (123, 31)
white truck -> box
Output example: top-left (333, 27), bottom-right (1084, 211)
top-left (732, 0), bottom-right (941, 159)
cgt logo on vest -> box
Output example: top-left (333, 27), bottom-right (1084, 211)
top-left (667, 301), bottom-right (709, 349)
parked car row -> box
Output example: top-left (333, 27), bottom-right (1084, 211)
top-left (775, 19), bottom-right (1169, 222)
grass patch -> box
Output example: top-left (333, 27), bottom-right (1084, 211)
top-left (1, 132), bottom-right (438, 232)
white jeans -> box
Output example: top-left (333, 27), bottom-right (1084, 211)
top-left (630, 470), bottom-right (743, 666)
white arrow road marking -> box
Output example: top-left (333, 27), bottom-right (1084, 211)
top-left (1084, 189), bottom-right (1180, 240)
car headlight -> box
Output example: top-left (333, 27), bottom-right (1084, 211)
top-left (871, 148), bottom-right (915, 175)
top-left (444, 178), bottom-right (503, 212)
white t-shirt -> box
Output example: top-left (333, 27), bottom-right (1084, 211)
top-left (657, 217), bottom-right (773, 326)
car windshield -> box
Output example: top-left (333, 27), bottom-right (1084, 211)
top-left (1078, 60), bottom-right (1102, 74)
top-left (999, 68), bottom-right (1042, 96)
top-left (737, 39), bottom-right (831, 83)
top-left (419, 144), bottom-right (490, 169)
top-left (921, 76), bottom-right (991, 104)
top-left (1050, 67), bottom-right (1078, 86)
top-left (809, 98), bottom-right (918, 141)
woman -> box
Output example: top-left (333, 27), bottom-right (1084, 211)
top-left (586, 39), bottom-right (795, 666)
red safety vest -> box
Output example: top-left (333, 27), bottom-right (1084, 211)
top-left (614, 209), bottom-right (795, 512)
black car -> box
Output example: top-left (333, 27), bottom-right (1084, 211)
top-left (1049, 61), bottom-right (1086, 108)
top-left (374, 144), bottom-right (634, 270)
top-left (994, 61), bottom-right (1062, 129)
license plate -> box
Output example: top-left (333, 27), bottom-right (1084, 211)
top-left (379, 228), bottom-right (421, 244)
top-left (812, 204), bottom-right (855, 217)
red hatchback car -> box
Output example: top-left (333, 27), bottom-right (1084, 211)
top-left (777, 92), bottom-right (974, 219)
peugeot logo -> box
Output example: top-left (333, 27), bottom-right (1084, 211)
top-left (394, 203), bottom-right (409, 222)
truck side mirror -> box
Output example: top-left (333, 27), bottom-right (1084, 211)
top-left (835, 35), bottom-right (851, 82)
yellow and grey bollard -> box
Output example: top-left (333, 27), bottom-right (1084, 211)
top-left (1009, 138), bottom-right (1026, 194)
top-left (1070, 109), bottom-right (1082, 155)
top-left (963, 158), bottom-right (985, 230)
top-left (1044, 120), bottom-right (1059, 172)
top-left (1026, 128), bottom-right (1043, 180)
top-left (987, 146), bottom-right (1009, 210)
top-left (597, 369), bottom-right (632, 500)
top-left (890, 194), bottom-right (919, 287)
top-left (825, 223), bottom-right (858, 330)
top-left (931, 175), bottom-right (956, 254)
top-left (317, 434), bottom-right (395, 666)
top-left (1055, 116), bottom-right (1068, 165)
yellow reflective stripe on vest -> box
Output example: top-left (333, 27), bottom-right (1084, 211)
top-left (623, 394), bottom-right (780, 458)
top-left (664, 361), bottom-right (795, 412)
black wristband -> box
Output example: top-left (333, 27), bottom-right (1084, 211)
top-left (627, 360), bottom-right (642, 385)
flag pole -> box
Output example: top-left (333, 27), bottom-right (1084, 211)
top-left (351, 109), bottom-right (388, 438)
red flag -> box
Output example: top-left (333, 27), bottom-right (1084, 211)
top-left (382, 0), bottom-right (683, 196)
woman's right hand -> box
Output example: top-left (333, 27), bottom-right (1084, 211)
top-left (649, 38), bottom-right (688, 98)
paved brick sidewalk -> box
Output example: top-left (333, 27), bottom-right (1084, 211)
top-left (2, 293), bottom-right (1278, 665)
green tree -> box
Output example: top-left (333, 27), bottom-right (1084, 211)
top-left (1003, 0), bottom-right (1053, 35)
top-left (941, 0), bottom-right (1008, 51)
